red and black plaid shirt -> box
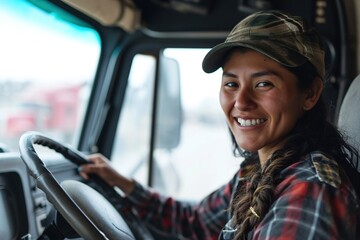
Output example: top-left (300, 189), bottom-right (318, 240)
top-left (126, 152), bottom-right (360, 239)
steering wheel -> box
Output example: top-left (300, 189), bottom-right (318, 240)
top-left (18, 131), bottom-right (152, 240)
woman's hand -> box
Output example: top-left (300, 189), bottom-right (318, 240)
top-left (79, 153), bottom-right (136, 195)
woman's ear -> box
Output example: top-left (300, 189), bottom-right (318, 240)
top-left (303, 77), bottom-right (323, 111)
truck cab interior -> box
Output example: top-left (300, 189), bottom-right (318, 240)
top-left (0, 0), bottom-right (359, 239)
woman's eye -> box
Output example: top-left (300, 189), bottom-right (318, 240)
top-left (225, 82), bottom-right (238, 88)
top-left (256, 81), bottom-right (272, 88)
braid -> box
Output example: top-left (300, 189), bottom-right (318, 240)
top-left (231, 164), bottom-right (261, 240)
top-left (232, 149), bottom-right (299, 239)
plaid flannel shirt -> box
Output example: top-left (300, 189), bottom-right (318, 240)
top-left (125, 152), bottom-right (360, 239)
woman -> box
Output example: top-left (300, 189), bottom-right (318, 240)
top-left (80, 10), bottom-right (360, 239)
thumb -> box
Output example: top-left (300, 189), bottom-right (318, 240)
top-left (78, 165), bottom-right (92, 180)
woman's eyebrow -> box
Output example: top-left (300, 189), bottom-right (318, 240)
top-left (251, 70), bottom-right (277, 78)
top-left (222, 72), bottom-right (238, 78)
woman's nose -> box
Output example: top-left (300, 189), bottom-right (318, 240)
top-left (234, 89), bottom-right (256, 111)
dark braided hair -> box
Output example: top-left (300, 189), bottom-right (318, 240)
top-left (229, 60), bottom-right (360, 239)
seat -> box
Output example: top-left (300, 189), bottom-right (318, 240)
top-left (337, 74), bottom-right (360, 171)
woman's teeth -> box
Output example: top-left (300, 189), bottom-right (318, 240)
top-left (237, 118), bottom-right (266, 126)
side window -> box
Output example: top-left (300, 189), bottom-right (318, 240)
top-left (112, 49), bottom-right (239, 201)
top-left (112, 54), bottom-right (156, 185)
top-left (0, 1), bottom-right (100, 152)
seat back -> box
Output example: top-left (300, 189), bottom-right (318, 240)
top-left (337, 74), bottom-right (360, 171)
top-left (337, 75), bottom-right (360, 201)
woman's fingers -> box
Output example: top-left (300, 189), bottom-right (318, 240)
top-left (79, 169), bottom-right (89, 180)
top-left (78, 153), bottom-right (135, 194)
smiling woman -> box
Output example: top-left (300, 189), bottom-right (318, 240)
top-left (0, 1), bottom-right (100, 151)
top-left (201, 10), bottom-right (360, 239)
top-left (220, 49), bottom-right (322, 164)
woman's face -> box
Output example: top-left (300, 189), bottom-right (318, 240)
top-left (220, 50), bottom-right (308, 163)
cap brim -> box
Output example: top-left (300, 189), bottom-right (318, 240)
top-left (202, 40), bottom-right (307, 73)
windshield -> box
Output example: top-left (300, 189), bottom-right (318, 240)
top-left (0, 0), bottom-right (101, 151)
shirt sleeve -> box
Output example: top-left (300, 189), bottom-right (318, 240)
top-left (253, 181), bottom-right (360, 240)
top-left (124, 171), bottom-right (240, 240)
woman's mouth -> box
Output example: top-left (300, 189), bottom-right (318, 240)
top-left (236, 118), bottom-right (267, 127)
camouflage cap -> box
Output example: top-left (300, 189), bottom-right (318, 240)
top-left (202, 10), bottom-right (325, 79)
